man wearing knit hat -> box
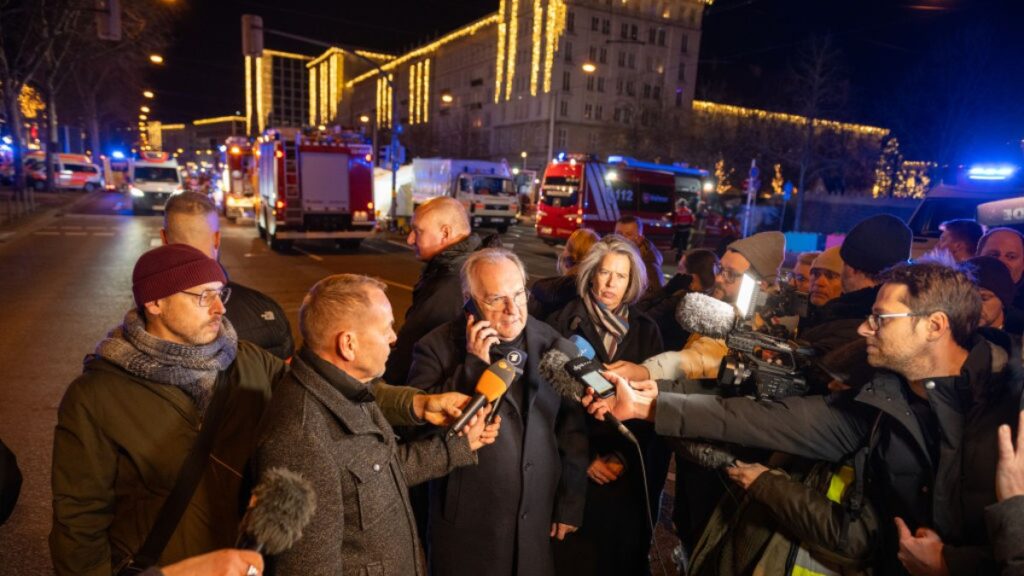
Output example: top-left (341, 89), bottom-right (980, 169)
top-left (713, 231), bottom-right (786, 304)
top-left (807, 247), bottom-right (843, 307)
top-left (800, 214), bottom-right (912, 355)
top-left (967, 256), bottom-right (1021, 335)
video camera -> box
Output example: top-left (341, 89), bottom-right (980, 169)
top-left (717, 273), bottom-right (814, 400)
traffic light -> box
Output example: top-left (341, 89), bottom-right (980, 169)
top-left (95, 0), bottom-right (121, 42)
top-left (242, 15), bottom-right (264, 57)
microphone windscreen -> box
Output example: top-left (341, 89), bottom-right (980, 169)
top-left (676, 292), bottom-right (736, 339)
top-left (569, 335), bottom-right (597, 360)
top-left (476, 368), bottom-right (511, 401)
top-left (540, 348), bottom-right (585, 400)
top-left (669, 440), bottom-right (738, 470)
top-left (245, 468), bottom-right (317, 555)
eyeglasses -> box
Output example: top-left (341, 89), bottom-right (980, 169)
top-left (479, 290), bottom-right (529, 311)
top-left (716, 265), bottom-right (748, 284)
top-left (181, 287), bottom-right (231, 307)
top-left (864, 311), bottom-right (928, 331)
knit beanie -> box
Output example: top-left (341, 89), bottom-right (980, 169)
top-left (967, 256), bottom-right (1015, 307)
top-left (133, 244), bottom-right (227, 306)
top-left (811, 246), bottom-right (844, 275)
top-left (840, 214), bottom-right (912, 274)
top-left (727, 231), bottom-right (786, 280)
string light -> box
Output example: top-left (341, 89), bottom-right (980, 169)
top-left (256, 56), bottom-right (264, 133)
top-left (495, 0), bottom-right (507, 103)
top-left (423, 58), bottom-right (430, 123)
top-left (319, 59), bottom-right (328, 123)
top-left (504, 0), bottom-right (519, 101)
top-left (308, 66), bottom-right (317, 125)
top-left (530, 0), bottom-right (543, 96)
top-left (193, 116), bottom-right (246, 126)
top-left (245, 55), bottom-right (252, 134)
top-left (692, 100), bottom-right (889, 137)
top-left (543, 0), bottom-right (566, 94)
top-left (410, 63), bottom-right (418, 124)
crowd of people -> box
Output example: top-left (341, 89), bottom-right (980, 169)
top-left (0, 189), bottom-right (1020, 575)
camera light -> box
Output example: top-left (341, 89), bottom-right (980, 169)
top-left (736, 273), bottom-right (757, 318)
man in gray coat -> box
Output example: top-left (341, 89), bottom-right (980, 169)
top-left (253, 274), bottom-right (500, 575)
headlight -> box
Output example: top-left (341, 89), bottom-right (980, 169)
top-left (130, 187), bottom-right (144, 197)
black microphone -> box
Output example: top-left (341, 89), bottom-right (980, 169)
top-left (676, 292), bottom-right (737, 339)
top-left (667, 439), bottom-right (739, 470)
top-left (540, 347), bottom-right (638, 444)
top-left (236, 467), bottom-right (317, 555)
top-left (448, 359), bottom-right (515, 438)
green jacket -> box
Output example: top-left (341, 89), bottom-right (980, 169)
top-left (49, 342), bottom-right (285, 575)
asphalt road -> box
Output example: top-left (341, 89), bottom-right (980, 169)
top-left (1, 191), bottom-right (685, 574)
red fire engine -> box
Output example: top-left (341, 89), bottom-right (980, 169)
top-left (255, 127), bottom-right (375, 251)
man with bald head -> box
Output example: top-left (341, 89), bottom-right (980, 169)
top-left (384, 196), bottom-right (482, 384)
top-left (162, 192), bottom-right (294, 359)
top-left (978, 227), bottom-right (1024, 310)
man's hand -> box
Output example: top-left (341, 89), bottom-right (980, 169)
top-left (895, 517), bottom-right (949, 576)
top-left (466, 315), bottom-right (500, 364)
top-left (413, 391), bottom-right (471, 426)
top-left (725, 460), bottom-right (768, 490)
top-left (162, 549), bottom-right (263, 576)
top-left (581, 371), bottom-right (657, 422)
top-left (605, 360), bottom-right (650, 381)
top-left (996, 410), bottom-right (1024, 502)
top-left (550, 522), bottom-right (578, 541)
top-left (587, 454), bottom-right (624, 485)
top-left (462, 404), bottom-right (501, 451)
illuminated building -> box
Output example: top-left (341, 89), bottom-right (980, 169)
top-left (243, 49), bottom-right (313, 134)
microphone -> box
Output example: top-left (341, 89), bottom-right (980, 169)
top-left (448, 359), bottom-right (515, 438)
top-left (569, 334), bottom-right (597, 360)
top-left (487, 349), bottom-right (527, 424)
top-left (236, 467), bottom-right (317, 555)
top-left (540, 347), bottom-right (638, 444)
top-left (667, 439), bottom-right (739, 470)
top-left (676, 292), bottom-right (736, 339)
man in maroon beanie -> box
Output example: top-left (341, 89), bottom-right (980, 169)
top-left (50, 244), bottom-right (288, 576)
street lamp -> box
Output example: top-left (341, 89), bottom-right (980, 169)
top-left (140, 106), bottom-right (150, 113)
top-left (441, 92), bottom-right (454, 104)
top-left (139, 114), bottom-right (147, 120)
top-left (143, 90), bottom-right (155, 99)
top-left (520, 150), bottom-right (528, 171)
top-left (359, 114), bottom-right (370, 123)
top-left (149, 54), bottom-right (164, 64)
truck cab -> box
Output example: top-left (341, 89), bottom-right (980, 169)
top-left (128, 152), bottom-right (184, 213)
top-left (412, 158), bottom-right (519, 233)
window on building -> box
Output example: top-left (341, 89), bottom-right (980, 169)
top-left (613, 107), bottom-right (621, 122)
top-left (628, 53), bottom-right (636, 69)
top-left (557, 127), bottom-right (568, 149)
top-left (591, 16), bottom-right (600, 31)
top-left (563, 70), bottom-right (572, 91)
top-left (646, 56), bottom-right (653, 72)
top-left (648, 28), bottom-right (656, 44)
top-left (652, 85), bottom-right (661, 100)
top-left (588, 131), bottom-right (599, 150)
top-left (567, 10), bottom-right (575, 32)
top-left (643, 84), bottom-right (651, 99)
top-left (618, 51), bottom-right (626, 67)
top-left (599, 47), bottom-right (607, 63)
top-left (584, 103), bottom-right (593, 119)
top-left (658, 29), bottom-right (666, 46)
top-left (680, 34), bottom-right (689, 54)
top-left (620, 23), bottom-right (628, 39)
top-left (565, 41), bottom-right (573, 62)
top-left (677, 62), bottom-right (686, 83)
top-left (470, 77), bottom-right (484, 87)
top-left (630, 24), bottom-right (638, 40)
top-left (616, 79), bottom-right (623, 95)
top-left (560, 100), bottom-right (569, 117)
top-left (586, 76), bottom-right (595, 91)
top-left (589, 45), bottom-right (597, 61)
top-left (597, 77), bottom-right (605, 92)
top-left (623, 107), bottom-right (633, 124)
top-left (595, 105), bottom-right (603, 120)
top-left (675, 89), bottom-right (683, 107)
top-left (602, 19), bottom-right (610, 34)
top-left (626, 81), bottom-right (635, 96)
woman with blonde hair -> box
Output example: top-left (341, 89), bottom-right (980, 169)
top-left (528, 228), bottom-right (600, 319)
top-left (546, 234), bottom-right (664, 576)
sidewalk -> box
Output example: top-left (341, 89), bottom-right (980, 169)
top-left (0, 187), bottom-right (95, 240)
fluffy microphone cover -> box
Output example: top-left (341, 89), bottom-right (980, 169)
top-left (676, 292), bottom-right (736, 340)
top-left (244, 468), bottom-right (317, 555)
top-left (539, 348), bottom-right (584, 400)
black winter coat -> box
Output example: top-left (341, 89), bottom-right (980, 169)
top-left (406, 317), bottom-right (589, 576)
top-left (798, 285), bottom-right (880, 355)
top-left (654, 334), bottom-right (1023, 575)
top-left (384, 234), bottom-right (481, 385)
top-left (546, 298), bottom-right (665, 575)
top-left (986, 496), bottom-right (1024, 576)
top-left (637, 273), bottom-right (694, 351)
top-left (529, 274), bottom-right (579, 321)
top-left (225, 281), bottom-right (294, 360)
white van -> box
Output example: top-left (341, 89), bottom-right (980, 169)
top-left (129, 152), bottom-right (184, 213)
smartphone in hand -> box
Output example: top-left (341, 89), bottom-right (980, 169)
top-left (464, 298), bottom-right (483, 320)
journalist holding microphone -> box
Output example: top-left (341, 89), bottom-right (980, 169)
top-left (545, 234), bottom-right (665, 576)
top-left (585, 260), bottom-right (1022, 576)
top-left (406, 248), bottom-right (589, 576)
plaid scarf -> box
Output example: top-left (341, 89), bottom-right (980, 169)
top-left (582, 290), bottom-right (629, 358)
top-left (95, 309), bottom-right (238, 413)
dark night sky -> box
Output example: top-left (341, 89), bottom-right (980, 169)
top-left (150, 0), bottom-right (1024, 162)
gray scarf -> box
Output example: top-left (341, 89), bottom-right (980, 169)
top-left (583, 289), bottom-right (629, 359)
top-left (95, 309), bottom-right (239, 413)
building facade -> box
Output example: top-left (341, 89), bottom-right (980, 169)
top-left (243, 49), bottom-right (313, 135)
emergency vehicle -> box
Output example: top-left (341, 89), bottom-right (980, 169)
top-left (410, 158), bottom-right (519, 233)
top-left (907, 163), bottom-right (1023, 257)
top-left (255, 127), bottom-right (375, 251)
top-left (24, 152), bottom-right (103, 191)
top-left (128, 151), bottom-right (184, 213)
top-left (536, 154), bottom-right (712, 248)
top-left (220, 137), bottom-right (257, 221)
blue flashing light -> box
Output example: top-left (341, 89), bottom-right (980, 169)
top-left (111, 150), bottom-right (125, 160)
top-left (218, 145), bottom-right (227, 153)
top-left (968, 164), bottom-right (1018, 181)
top-left (556, 152), bottom-right (566, 161)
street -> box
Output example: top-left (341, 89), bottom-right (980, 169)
top-left (0, 191), bottom-right (681, 575)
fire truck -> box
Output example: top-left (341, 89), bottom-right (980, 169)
top-left (219, 137), bottom-right (256, 221)
top-left (255, 127), bottom-right (375, 251)
top-left (536, 154), bottom-right (712, 249)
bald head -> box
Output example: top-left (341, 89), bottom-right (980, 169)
top-left (162, 191), bottom-right (221, 258)
top-left (407, 197), bottom-right (471, 261)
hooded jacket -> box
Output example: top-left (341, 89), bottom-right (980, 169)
top-left (654, 333), bottom-right (1023, 575)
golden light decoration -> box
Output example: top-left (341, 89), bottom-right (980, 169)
top-left (692, 100), bottom-right (889, 137)
top-left (143, 90), bottom-right (155, 99)
top-left (423, 58), bottom-right (430, 123)
top-left (149, 54), bottom-right (164, 64)
top-left (245, 55), bottom-right (253, 134)
top-left (504, 0), bottom-right (519, 101)
top-left (140, 106), bottom-right (150, 113)
top-left (308, 66), bottom-right (318, 125)
top-left (18, 85), bottom-right (45, 119)
top-left (495, 0), bottom-right (507, 103)
top-left (193, 116), bottom-right (246, 126)
top-left (256, 56), bottom-right (265, 133)
top-left (410, 63), bottom-right (418, 124)
top-left (543, 0), bottom-right (566, 94)
top-left (530, 0), bottom-right (543, 96)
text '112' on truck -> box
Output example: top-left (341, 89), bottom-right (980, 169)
top-left (255, 127), bottom-right (375, 251)
top-left (536, 154), bottom-right (714, 252)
